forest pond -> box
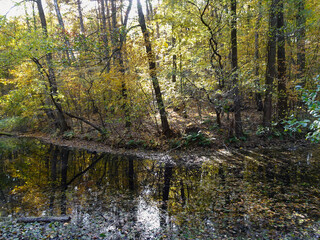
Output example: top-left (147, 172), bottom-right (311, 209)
top-left (0, 137), bottom-right (319, 239)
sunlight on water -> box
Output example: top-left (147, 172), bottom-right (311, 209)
top-left (137, 198), bottom-right (160, 230)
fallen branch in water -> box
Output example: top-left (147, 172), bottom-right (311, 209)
top-left (16, 216), bottom-right (71, 223)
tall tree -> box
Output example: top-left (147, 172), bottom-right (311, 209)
top-left (172, 32), bottom-right (177, 83)
top-left (105, 0), bottom-right (112, 36)
top-left (263, 0), bottom-right (277, 127)
top-left (34, 0), bottom-right (70, 132)
top-left (255, 0), bottom-right (263, 111)
top-left (231, 0), bottom-right (243, 137)
top-left (137, 0), bottom-right (172, 137)
top-left (23, 0), bottom-right (31, 29)
top-left (53, 0), bottom-right (75, 63)
top-left (108, 0), bottom-right (133, 128)
top-left (110, 0), bottom-right (118, 55)
top-left (100, 0), bottom-right (110, 71)
top-left (296, 0), bottom-right (306, 85)
top-left (277, 0), bottom-right (287, 121)
top-left (76, 0), bottom-right (85, 35)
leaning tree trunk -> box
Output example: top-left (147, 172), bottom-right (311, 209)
top-left (276, 0), bottom-right (287, 121)
top-left (231, 0), bottom-right (243, 138)
top-left (53, 0), bottom-right (75, 63)
top-left (36, 0), bottom-right (70, 132)
top-left (263, 0), bottom-right (277, 127)
top-left (137, 0), bottom-right (171, 137)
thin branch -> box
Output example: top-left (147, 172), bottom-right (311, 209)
top-left (64, 111), bottom-right (105, 134)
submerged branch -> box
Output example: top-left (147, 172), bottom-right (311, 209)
top-left (17, 216), bottom-right (71, 223)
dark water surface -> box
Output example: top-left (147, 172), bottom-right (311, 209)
top-left (0, 137), bottom-right (319, 239)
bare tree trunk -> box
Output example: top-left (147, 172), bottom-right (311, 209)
top-left (110, 0), bottom-right (118, 54)
top-left (53, 0), bottom-right (75, 63)
top-left (100, 0), bottom-right (110, 71)
top-left (109, 0), bottom-right (133, 128)
top-left (137, 0), bottom-right (172, 137)
top-left (32, 1), bottom-right (37, 30)
top-left (105, 0), bottom-right (112, 36)
top-left (77, 0), bottom-right (85, 35)
top-left (231, 0), bottom-right (243, 138)
top-left (277, 0), bottom-right (287, 121)
top-left (172, 35), bottom-right (177, 83)
top-left (263, 0), bottom-right (277, 127)
top-left (296, 0), bottom-right (306, 85)
top-left (146, 0), bottom-right (153, 19)
top-left (36, 0), bottom-right (70, 132)
top-left (255, 0), bottom-right (263, 111)
top-left (23, 0), bottom-right (30, 29)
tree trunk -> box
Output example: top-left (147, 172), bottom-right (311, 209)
top-left (277, 0), bottom-right (287, 121)
top-left (23, 0), bottom-right (30, 29)
top-left (32, 1), bottom-right (37, 30)
top-left (100, 0), bottom-right (110, 71)
top-left (263, 0), bottom-right (277, 127)
top-left (53, 0), bottom-right (75, 63)
top-left (105, 0), bottom-right (112, 36)
top-left (255, 0), bottom-right (263, 111)
top-left (146, 0), bottom-right (153, 19)
top-left (172, 36), bottom-right (177, 83)
top-left (77, 0), bottom-right (85, 35)
top-left (231, 0), bottom-right (243, 138)
top-left (109, 0), bottom-right (132, 128)
top-left (110, 0), bottom-right (118, 54)
top-left (137, 0), bottom-right (172, 137)
top-left (36, 0), bottom-right (70, 132)
top-left (296, 0), bottom-right (306, 85)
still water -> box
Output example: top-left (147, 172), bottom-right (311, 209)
top-left (0, 137), bottom-right (319, 239)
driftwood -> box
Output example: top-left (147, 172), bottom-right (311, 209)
top-left (17, 216), bottom-right (71, 223)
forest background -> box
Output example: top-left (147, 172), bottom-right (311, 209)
top-left (0, 0), bottom-right (320, 150)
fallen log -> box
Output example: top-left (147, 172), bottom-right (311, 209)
top-left (17, 216), bottom-right (71, 223)
top-left (0, 132), bottom-right (15, 136)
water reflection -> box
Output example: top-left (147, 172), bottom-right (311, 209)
top-left (0, 137), bottom-right (319, 238)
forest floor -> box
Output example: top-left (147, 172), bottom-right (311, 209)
top-left (13, 102), bottom-right (311, 157)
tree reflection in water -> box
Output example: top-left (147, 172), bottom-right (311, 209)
top-left (0, 137), bottom-right (319, 238)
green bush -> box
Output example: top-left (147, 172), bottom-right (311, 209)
top-left (256, 123), bottom-right (283, 139)
top-left (285, 77), bottom-right (320, 142)
top-left (183, 132), bottom-right (211, 147)
top-left (0, 117), bottom-right (30, 132)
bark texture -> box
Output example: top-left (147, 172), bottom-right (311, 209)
top-left (263, 0), bottom-right (277, 127)
top-left (231, 0), bottom-right (243, 137)
top-left (277, 0), bottom-right (287, 121)
top-left (137, 0), bottom-right (171, 137)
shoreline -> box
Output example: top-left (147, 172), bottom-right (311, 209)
top-left (1, 131), bottom-right (312, 164)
